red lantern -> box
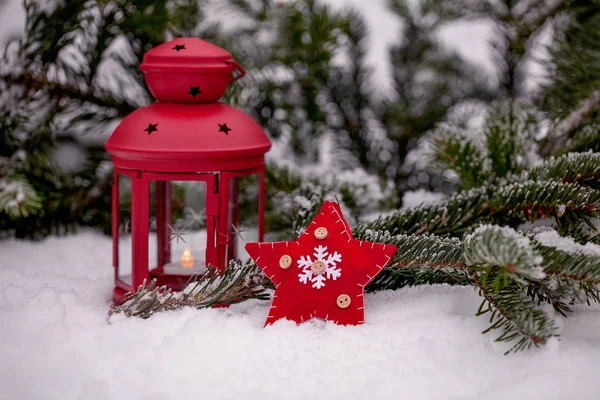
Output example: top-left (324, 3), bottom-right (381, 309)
top-left (105, 38), bottom-right (271, 302)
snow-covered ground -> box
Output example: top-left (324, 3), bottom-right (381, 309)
top-left (1, 230), bottom-right (600, 400)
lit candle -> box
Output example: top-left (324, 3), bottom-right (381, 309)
top-left (181, 248), bottom-right (194, 268)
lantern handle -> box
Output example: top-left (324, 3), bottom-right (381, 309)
top-left (226, 59), bottom-right (246, 83)
top-left (216, 229), bottom-right (230, 246)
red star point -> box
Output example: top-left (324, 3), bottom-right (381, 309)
top-left (245, 201), bottom-right (397, 326)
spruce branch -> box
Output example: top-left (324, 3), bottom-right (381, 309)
top-left (465, 226), bottom-right (560, 354)
top-left (0, 175), bottom-right (42, 218)
top-left (464, 225), bottom-right (545, 285)
top-left (531, 246), bottom-right (600, 314)
top-left (549, 89), bottom-right (600, 146)
top-left (432, 127), bottom-right (488, 189)
top-left (472, 270), bottom-right (559, 354)
top-left (553, 222), bottom-right (600, 245)
top-left (4, 73), bottom-right (137, 117)
top-left (563, 126), bottom-right (600, 155)
top-left (524, 152), bottom-right (600, 189)
top-left (357, 187), bottom-right (490, 237)
top-left (359, 179), bottom-right (599, 238)
top-left (360, 231), bottom-right (471, 290)
top-left (108, 261), bottom-right (272, 320)
top-left (533, 240), bottom-right (600, 285)
top-left (360, 230), bottom-right (465, 267)
top-left (525, 278), bottom-right (574, 318)
top-left (489, 181), bottom-right (600, 224)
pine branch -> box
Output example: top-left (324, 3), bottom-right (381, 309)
top-left (549, 89), bottom-right (600, 144)
top-left (490, 181), bottom-right (600, 224)
top-left (108, 261), bottom-right (272, 320)
top-left (464, 225), bottom-right (559, 353)
top-left (525, 231), bottom-right (600, 316)
top-left (0, 175), bottom-right (42, 218)
top-left (524, 152), bottom-right (600, 189)
top-left (525, 278), bottom-right (573, 317)
top-left (359, 179), bottom-right (599, 238)
top-left (432, 127), bottom-right (488, 189)
top-left (553, 222), bottom-right (600, 245)
top-left (533, 247), bottom-right (600, 313)
top-left (361, 230), bottom-right (464, 265)
top-left (357, 187), bottom-right (490, 237)
top-left (472, 271), bottom-right (559, 354)
top-left (367, 266), bottom-right (471, 292)
top-left (563, 125), bottom-right (600, 154)
top-left (4, 73), bottom-right (137, 117)
top-left (533, 240), bottom-right (600, 285)
top-left (464, 225), bottom-right (545, 285)
top-left (517, 1), bottom-right (567, 43)
top-left (359, 231), bottom-right (471, 290)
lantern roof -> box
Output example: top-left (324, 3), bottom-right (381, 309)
top-left (139, 37), bottom-right (246, 103)
top-left (105, 102), bottom-right (271, 172)
top-left (140, 37), bottom-right (233, 73)
top-left (106, 38), bottom-right (270, 172)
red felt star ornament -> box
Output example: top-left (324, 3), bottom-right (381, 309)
top-left (245, 201), bottom-right (398, 326)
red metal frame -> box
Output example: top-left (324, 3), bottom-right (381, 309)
top-left (218, 166), bottom-right (265, 269)
top-left (113, 168), bottom-right (140, 300)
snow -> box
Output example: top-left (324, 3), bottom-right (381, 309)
top-left (0, 0), bottom-right (25, 47)
top-left (402, 189), bottom-right (446, 209)
top-left (2, 230), bottom-right (600, 399)
top-left (464, 225), bottom-right (546, 280)
top-left (534, 227), bottom-right (600, 257)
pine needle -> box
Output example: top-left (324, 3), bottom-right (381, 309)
top-left (108, 261), bottom-right (272, 320)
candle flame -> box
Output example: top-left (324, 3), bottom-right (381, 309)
top-left (181, 248), bottom-right (194, 268)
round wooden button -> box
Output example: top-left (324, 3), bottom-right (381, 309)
top-left (314, 227), bottom-right (328, 240)
top-left (311, 260), bottom-right (326, 274)
top-left (336, 294), bottom-right (351, 309)
top-left (279, 254), bottom-right (292, 269)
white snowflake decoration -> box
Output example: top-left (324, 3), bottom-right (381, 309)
top-left (297, 245), bottom-right (342, 289)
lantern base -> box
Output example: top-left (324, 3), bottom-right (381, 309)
top-left (162, 263), bottom-right (206, 275)
top-left (148, 266), bottom-right (204, 291)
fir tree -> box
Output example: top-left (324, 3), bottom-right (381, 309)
top-left (384, 0), bottom-right (494, 192)
top-left (541, 0), bottom-right (600, 154)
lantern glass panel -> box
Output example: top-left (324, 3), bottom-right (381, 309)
top-left (227, 173), bottom-right (260, 262)
top-left (149, 180), bottom-right (208, 274)
top-left (117, 174), bottom-right (132, 286)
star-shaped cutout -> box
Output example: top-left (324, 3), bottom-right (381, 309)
top-left (188, 85), bottom-right (201, 98)
top-left (184, 207), bottom-right (206, 228)
top-left (245, 201), bottom-right (397, 326)
top-left (231, 223), bottom-right (247, 240)
top-left (144, 123), bottom-right (158, 135)
top-left (172, 44), bottom-right (186, 51)
top-left (168, 223), bottom-right (189, 244)
top-left (218, 123), bottom-right (231, 135)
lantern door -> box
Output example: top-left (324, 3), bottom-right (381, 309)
top-left (218, 167), bottom-right (265, 267)
top-left (143, 172), bottom-right (218, 289)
